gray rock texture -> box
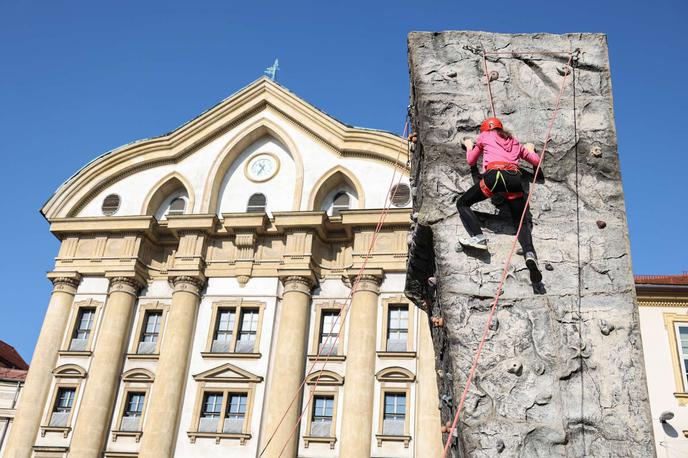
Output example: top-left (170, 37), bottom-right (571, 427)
top-left (405, 31), bottom-right (655, 457)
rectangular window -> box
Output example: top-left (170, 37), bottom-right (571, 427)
top-left (137, 311), bottom-right (162, 354)
top-left (235, 309), bottom-right (259, 353)
top-left (223, 393), bottom-right (247, 433)
top-left (386, 305), bottom-right (408, 352)
top-left (677, 324), bottom-right (688, 388)
top-left (49, 387), bottom-right (75, 427)
top-left (318, 311), bottom-right (340, 355)
top-left (120, 392), bottom-right (145, 431)
top-left (211, 308), bottom-right (236, 353)
top-left (310, 395), bottom-right (334, 437)
top-left (69, 308), bottom-right (95, 351)
top-left (382, 393), bottom-right (406, 436)
top-left (199, 392), bottom-right (223, 432)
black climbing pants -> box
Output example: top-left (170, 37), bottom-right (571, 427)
top-left (456, 169), bottom-right (535, 253)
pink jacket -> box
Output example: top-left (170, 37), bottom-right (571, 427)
top-left (467, 130), bottom-right (540, 173)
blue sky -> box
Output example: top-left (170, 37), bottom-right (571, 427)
top-left (1, 0), bottom-right (686, 359)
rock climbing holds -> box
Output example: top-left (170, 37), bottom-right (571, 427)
top-left (489, 317), bottom-right (499, 331)
top-left (596, 220), bottom-right (607, 229)
top-left (488, 70), bottom-right (499, 81)
top-left (599, 319), bottom-right (615, 336)
top-left (432, 316), bottom-right (445, 327)
top-left (591, 146), bottom-right (603, 157)
top-left (496, 438), bottom-right (505, 453)
top-left (545, 263), bottom-right (554, 271)
top-left (506, 360), bottom-right (523, 376)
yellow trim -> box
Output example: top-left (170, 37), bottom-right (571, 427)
top-left (60, 299), bottom-right (104, 354)
top-left (203, 117), bottom-right (304, 213)
top-left (664, 312), bottom-right (688, 404)
top-left (380, 296), bottom-right (415, 353)
top-left (128, 301), bottom-right (170, 356)
top-left (309, 301), bottom-right (345, 357)
top-left (203, 300), bottom-right (265, 355)
top-left (308, 165), bottom-right (366, 211)
top-left (303, 389), bottom-right (339, 449)
top-left (140, 172), bottom-right (196, 216)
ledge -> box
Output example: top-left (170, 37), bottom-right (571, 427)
top-left (112, 429), bottom-right (143, 443)
top-left (376, 351), bottom-right (416, 359)
top-left (49, 216), bottom-right (155, 235)
top-left (303, 435), bottom-right (337, 449)
top-left (307, 354), bottom-right (346, 362)
top-left (40, 426), bottom-right (71, 438)
top-left (376, 434), bottom-right (411, 448)
top-left (127, 353), bottom-right (159, 360)
top-left (58, 350), bottom-right (92, 358)
top-left (187, 431), bottom-right (251, 445)
top-left (222, 213), bottom-right (269, 233)
top-left (674, 392), bottom-right (688, 406)
top-left (200, 352), bottom-right (262, 359)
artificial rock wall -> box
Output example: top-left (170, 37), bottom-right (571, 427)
top-left (405, 31), bottom-right (655, 457)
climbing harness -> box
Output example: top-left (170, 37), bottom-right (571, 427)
top-left (258, 117), bottom-right (411, 458)
top-left (441, 49), bottom-right (575, 458)
top-left (478, 163), bottom-right (523, 200)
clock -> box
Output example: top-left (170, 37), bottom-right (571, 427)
top-left (245, 153), bottom-right (279, 182)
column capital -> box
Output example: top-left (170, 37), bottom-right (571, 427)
top-left (170, 275), bottom-right (206, 297)
top-left (48, 272), bottom-right (81, 294)
top-left (281, 275), bottom-right (314, 296)
top-left (108, 276), bottom-right (143, 297)
top-left (347, 269), bottom-right (383, 294)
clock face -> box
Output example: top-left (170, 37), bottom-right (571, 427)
top-left (246, 154), bottom-right (279, 182)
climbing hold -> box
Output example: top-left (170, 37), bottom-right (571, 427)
top-left (441, 425), bottom-right (448, 433)
top-left (489, 317), bottom-right (499, 331)
top-left (599, 319), bottom-right (615, 336)
top-left (535, 392), bottom-right (552, 405)
top-left (432, 316), bottom-right (445, 328)
top-left (591, 146), bottom-right (603, 157)
top-left (437, 369), bottom-right (445, 378)
top-left (542, 203), bottom-right (552, 212)
top-left (533, 360), bottom-right (546, 375)
top-left (447, 71), bottom-right (457, 78)
top-left (545, 263), bottom-right (554, 271)
top-left (496, 438), bottom-right (505, 453)
top-left (441, 394), bottom-right (453, 406)
top-left (488, 70), bottom-right (499, 81)
top-left (506, 360), bottom-right (523, 376)
top-left (445, 421), bottom-right (452, 429)
top-left (596, 220), bottom-right (607, 229)
top-left (557, 65), bottom-right (572, 76)
top-left (516, 248), bottom-right (524, 256)
top-left (428, 277), bottom-right (437, 286)
top-left (455, 241), bottom-right (464, 253)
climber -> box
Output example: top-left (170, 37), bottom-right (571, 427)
top-left (456, 117), bottom-right (542, 283)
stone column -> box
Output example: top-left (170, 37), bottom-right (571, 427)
top-left (339, 274), bottom-right (382, 458)
top-left (69, 276), bottom-right (141, 458)
top-left (139, 275), bottom-right (204, 458)
top-left (4, 275), bottom-right (80, 458)
top-left (415, 311), bottom-right (443, 456)
top-left (261, 275), bottom-right (313, 458)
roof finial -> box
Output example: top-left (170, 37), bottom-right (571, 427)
top-left (265, 58), bottom-right (279, 81)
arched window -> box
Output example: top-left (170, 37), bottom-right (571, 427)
top-left (246, 193), bottom-right (267, 213)
top-left (331, 191), bottom-right (350, 216)
top-left (167, 197), bottom-right (186, 216)
top-left (101, 194), bottom-right (121, 216)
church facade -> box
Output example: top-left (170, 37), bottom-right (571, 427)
top-left (6, 78), bottom-right (443, 458)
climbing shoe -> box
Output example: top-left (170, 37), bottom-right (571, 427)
top-left (525, 251), bottom-right (543, 283)
top-left (458, 234), bottom-right (488, 250)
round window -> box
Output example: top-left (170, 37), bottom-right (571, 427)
top-left (101, 194), bottom-right (121, 216)
top-left (390, 184), bottom-right (411, 207)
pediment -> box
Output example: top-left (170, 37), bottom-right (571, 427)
top-left (193, 363), bottom-right (263, 383)
top-left (122, 368), bottom-right (154, 382)
top-left (53, 364), bottom-right (87, 379)
top-left (375, 366), bottom-right (415, 383)
top-left (305, 370), bottom-right (344, 386)
top-left (42, 77), bottom-right (408, 220)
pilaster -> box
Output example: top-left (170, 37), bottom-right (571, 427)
top-left (339, 271), bottom-right (383, 458)
top-left (4, 273), bottom-right (81, 458)
top-left (260, 275), bottom-right (314, 458)
top-left (69, 276), bottom-right (143, 458)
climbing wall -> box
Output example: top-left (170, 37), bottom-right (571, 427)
top-left (405, 31), bottom-right (655, 457)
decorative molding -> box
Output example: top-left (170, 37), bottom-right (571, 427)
top-left (305, 370), bottom-right (344, 386)
top-left (171, 275), bottom-right (205, 296)
top-left (53, 364), bottom-right (87, 379)
top-left (49, 275), bottom-right (81, 293)
top-left (282, 275), bottom-right (314, 295)
top-left (375, 366), bottom-right (416, 383)
top-left (376, 434), bottom-right (411, 448)
top-left (353, 274), bottom-right (383, 293)
top-left (108, 277), bottom-right (143, 296)
top-left (192, 363), bottom-right (263, 383)
top-left (121, 368), bottom-right (155, 383)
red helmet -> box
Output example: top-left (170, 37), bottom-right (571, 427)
top-left (480, 117), bottom-right (503, 132)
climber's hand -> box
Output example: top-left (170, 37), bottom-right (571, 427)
top-left (524, 142), bottom-right (535, 152)
top-left (462, 137), bottom-right (474, 150)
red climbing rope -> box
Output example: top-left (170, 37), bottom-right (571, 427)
top-left (258, 119), bottom-right (410, 458)
top-left (441, 51), bottom-right (574, 457)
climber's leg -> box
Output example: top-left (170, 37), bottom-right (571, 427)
top-left (456, 182), bottom-right (488, 236)
top-left (506, 196), bottom-right (542, 282)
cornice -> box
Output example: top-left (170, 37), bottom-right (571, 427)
top-left (42, 78), bottom-right (408, 220)
top-left (170, 275), bottom-right (206, 296)
top-left (48, 273), bottom-right (82, 293)
top-left (108, 276), bottom-right (144, 296)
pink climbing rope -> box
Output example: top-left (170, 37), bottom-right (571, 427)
top-left (441, 51), bottom-right (574, 457)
